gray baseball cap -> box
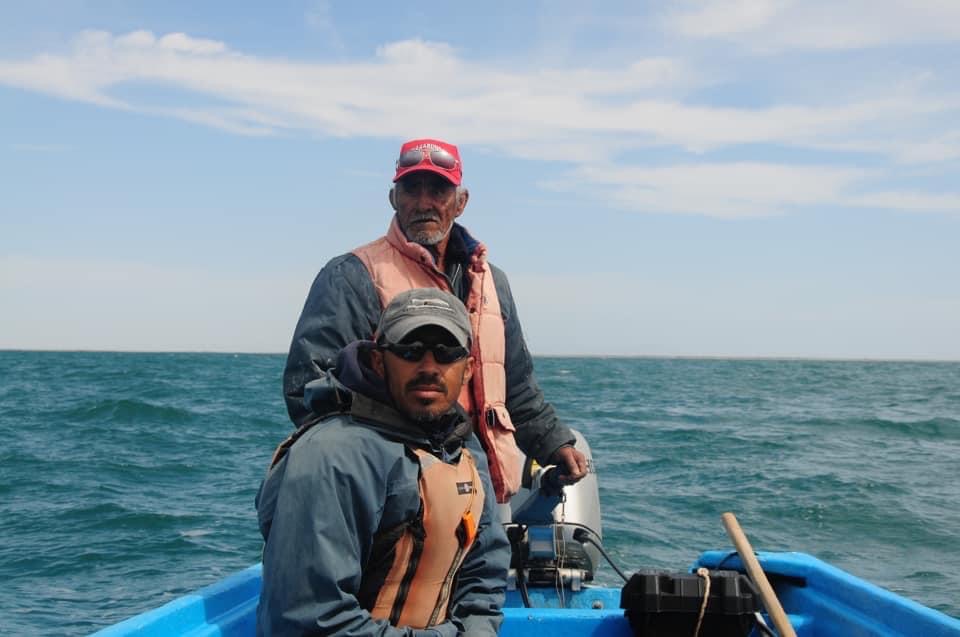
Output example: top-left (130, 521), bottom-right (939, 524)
top-left (376, 288), bottom-right (472, 347)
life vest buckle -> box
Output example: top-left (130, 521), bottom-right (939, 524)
top-left (459, 511), bottom-right (477, 547)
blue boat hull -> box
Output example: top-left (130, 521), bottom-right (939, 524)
top-left (90, 551), bottom-right (960, 636)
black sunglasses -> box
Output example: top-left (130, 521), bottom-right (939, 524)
top-left (381, 341), bottom-right (469, 364)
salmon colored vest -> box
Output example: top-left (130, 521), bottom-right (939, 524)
top-left (369, 447), bottom-right (484, 629)
top-left (353, 218), bottom-right (523, 502)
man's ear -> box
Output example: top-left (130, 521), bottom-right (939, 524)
top-left (455, 187), bottom-right (469, 218)
top-left (388, 187), bottom-right (397, 211)
top-left (461, 356), bottom-right (474, 384)
top-left (370, 348), bottom-right (386, 377)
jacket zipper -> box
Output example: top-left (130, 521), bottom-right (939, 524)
top-left (389, 524), bottom-right (426, 626)
top-left (428, 543), bottom-right (465, 626)
top-left (428, 509), bottom-right (476, 626)
top-left (443, 262), bottom-right (462, 296)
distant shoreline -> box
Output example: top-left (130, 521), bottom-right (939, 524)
top-left (2, 348), bottom-right (958, 363)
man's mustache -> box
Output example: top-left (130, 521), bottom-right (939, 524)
top-left (406, 373), bottom-right (446, 393)
top-left (410, 212), bottom-right (440, 224)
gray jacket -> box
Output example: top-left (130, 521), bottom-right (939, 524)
top-left (257, 343), bottom-right (510, 637)
top-left (282, 220), bottom-right (574, 465)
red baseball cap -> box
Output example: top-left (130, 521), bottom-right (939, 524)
top-left (393, 138), bottom-right (463, 186)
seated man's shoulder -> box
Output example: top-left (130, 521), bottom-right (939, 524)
top-left (296, 415), bottom-right (378, 443)
top-left (290, 417), bottom-right (400, 465)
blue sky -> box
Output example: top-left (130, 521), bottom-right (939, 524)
top-left (2, 1), bottom-right (958, 358)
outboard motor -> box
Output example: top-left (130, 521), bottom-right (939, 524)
top-left (504, 430), bottom-right (602, 592)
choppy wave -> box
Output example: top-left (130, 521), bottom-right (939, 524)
top-left (62, 398), bottom-right (197, 425)
top-left (1, 351), bottom-right (958, 634)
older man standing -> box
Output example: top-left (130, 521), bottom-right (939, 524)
top-left (282, 138), bottom-right (587, 502)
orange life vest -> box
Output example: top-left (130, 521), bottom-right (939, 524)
top-left (368, 447), bottom-right (484, 629)
top-left (352, 218), bottom-right (523, 502)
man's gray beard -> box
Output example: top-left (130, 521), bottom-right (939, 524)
top-left (403, 223), bottom-right (452, 247)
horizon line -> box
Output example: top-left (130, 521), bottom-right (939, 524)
top-left (2, 347), bottom-right (958, 364)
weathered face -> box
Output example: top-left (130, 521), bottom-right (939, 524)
top-left (371, 326), bottom-right (473, 423)
top-left (394, 172), bottom-right (466, 246)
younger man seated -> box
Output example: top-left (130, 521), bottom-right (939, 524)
top-left (257, 288), bottom-right (510, 636)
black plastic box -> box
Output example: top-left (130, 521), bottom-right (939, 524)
top-left (620, 570), bottom-right (758, 637)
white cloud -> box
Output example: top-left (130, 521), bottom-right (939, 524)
top-left (546, 162), bottom-right (868, 218)
top-left (0, 28), bottom-right (956, 219)
top-left (115, 30), bottom-right (157, 48)
top-left (847, 191), bottom-right (960, 213)
top-left (895, 132), bottom-right (960, 164)
top-left (98, 29), bottom-right (227, 55)
top-left (666, 0), bottom-right (960, 50)
top-left (668, 0), bottom-right (786, 38)
top-left (1, 30), bottom-right (949, 153)
top-left (549, 160), bottom-right (960, 218)
top-left (157, 107), bottom-right (279, 137)
top-left (158, 32), bottom-right (227, 55)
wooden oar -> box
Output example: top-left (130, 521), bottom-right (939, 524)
top-left (721, 512), bottom-right (797, 637)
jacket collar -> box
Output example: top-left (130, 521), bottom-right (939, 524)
top-left (385, 216), bottom-right (487, 271)
top-left (351, 392), bottom-right (472, 459)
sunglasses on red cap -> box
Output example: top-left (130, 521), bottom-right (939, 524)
top-left (396, 148), bottom-right (460, 172)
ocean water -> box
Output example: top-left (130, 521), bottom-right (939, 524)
top-left (1, 351), bottom-right (958, 635)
